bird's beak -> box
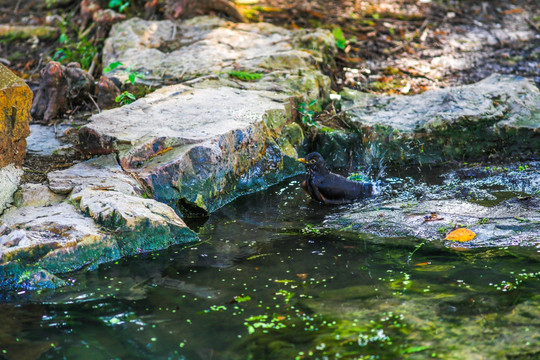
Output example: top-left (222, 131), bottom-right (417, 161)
top-left (297, 158), bottom-right (307, 163)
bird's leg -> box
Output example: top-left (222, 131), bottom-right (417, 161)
top-left (301, 180), bottom-right (311, 197)
top-left (309, 182), bottom-right (326, 203)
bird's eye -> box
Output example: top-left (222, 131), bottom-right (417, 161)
top-left (309, 159), bottom-right (316, 164)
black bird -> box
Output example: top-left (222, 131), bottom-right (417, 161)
top-left (298, 152), bottom-right (373, 204)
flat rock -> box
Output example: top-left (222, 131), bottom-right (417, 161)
top-left (26, 124), bottom-right (71, 156)
top-left (0, 155), bottom-right (198, 290)
top-left (79, 84), bottom-right (305, 214)
top-left (47, 155), bottom-right (197, 254)
top-left (0, 202), bottom-right (118, 282)
top-left (324, 162), bottom-right (540, 248)
top-left (48, 153), bottom-right (145, 195)
top-left (326, 198), bottom-right (540, 248)
top-left (102, 16), bottom-right (334, 98)
top-left (13, 183), bottom-right (64, 208)
top-left (317, 75), bottom-right (540, 167)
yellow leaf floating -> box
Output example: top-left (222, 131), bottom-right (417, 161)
top-left (445, 228), bottom-right (476, 242)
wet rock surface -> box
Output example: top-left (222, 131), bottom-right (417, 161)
top-left (0, 154), bottom-right (197, 290)
top-left (324, 161), bottom-right (540, 248)
top-left (316, 74), bottom-right (540, 167)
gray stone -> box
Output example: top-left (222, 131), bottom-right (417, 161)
top-left (79, 84), bottom-right (305, 214)
top-left (323, 74), bottom-right (540, 166)
top-left (0, 154), bottom-right (198, 290)
top-left (26, 124), bottom-right (71, 156)
top-left (324, 162), bottom-right (540, 248)
top-left (47, 155), bottom-right (197, 255)
top-left (102, 16), bottom-right (334, 97)
top-left (0, 202), bottom-right (116, 271)
top-left (13, 183), bottom-right (64, 208)
top-left (325, 198), bottom-right (540, 248)
top-left (48, 154), bottom-right (145, 195)
top-left (0, 164), bottom-right (23, 215)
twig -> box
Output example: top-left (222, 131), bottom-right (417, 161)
top-left (88, 94), bottom-right (101, 113)
top-left (80, 23), bottom-right (95, 39)
top-left (525, 17), bottom-right (540, 32)
top-left (319, 105), bottom-right (357, 123)
top-left (88, 53), bottom-right (98, 78)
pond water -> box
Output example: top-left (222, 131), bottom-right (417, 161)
top-left (1, 175), bottom-right (539, 359)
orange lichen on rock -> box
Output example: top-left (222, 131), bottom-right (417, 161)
top-left (0, 64), bottom-right (32, 167)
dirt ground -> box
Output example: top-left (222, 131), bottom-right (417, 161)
top-left (0, 0), bottom-right (538, 181)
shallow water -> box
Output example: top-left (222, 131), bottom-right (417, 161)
top-left (1, 176), bottom-right (539, 359)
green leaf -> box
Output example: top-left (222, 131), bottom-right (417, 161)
top-left (308, 99), bottom-right (318, 107)
top-left (118, 1), bottom-right (129, 12)
top-left (59, 33), bottom-right (67, 43)
top-left (234, 295), bottom-right (251, 303)
top-left (128, 72), bottom-right (135, 84)
top-left (332, 27), bottom-right (347, 50)
top-left (103, 61), bottom-right (123, 73)
top-left (126, 92), bottom-right (136, 100)
top-left (401, 346), bottom-right (428, 354)
top-left (109, 0), bottom-right (123, 8)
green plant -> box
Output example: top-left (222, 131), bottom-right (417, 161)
top-left (53, 21), bottom-right (98, 70)
top-left (297, 99), bottom-right (320, 128)
top-left (301, 224), bottom-right (321, 235)
top-left (332, 27), bottom-right (347, 50)
top-left (115, 91), bottom-right (136, 105)
top-left (109, 0), bottom-right (130, 12)
top-left (104, 62), bottom-right (145, 85)
top-left (227, 70), bottom-right (263, 81)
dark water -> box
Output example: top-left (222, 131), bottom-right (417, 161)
top-left (1, 177), bottom-right (539, 359)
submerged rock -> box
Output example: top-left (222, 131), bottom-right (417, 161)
top-left (79, 84), bottom-right (305, 214)
top-left (317, 75), bottom-right (540, 167)
top-left (0, 64), bottom-right (31, 214)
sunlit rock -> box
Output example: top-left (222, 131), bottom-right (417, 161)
top-left (79, 84), bottom-right (305, 214)
top-left (0, 64), bottom-right (31, 214)
top-left (317, 74), bottom-right (540, 167)
top-left (102, 16), bottom-right (334, 97)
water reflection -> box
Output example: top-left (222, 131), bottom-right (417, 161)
top-left (0, 176), bottom-right (539, 359)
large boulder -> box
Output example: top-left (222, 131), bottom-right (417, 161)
top-left (78, 16), bottom-right (337, 215)
top-left (315, 75), bottom-right (540, 168)
top-left (0, 155), bottom-right (198, 290)
top-left (0, 64), bottom-right (31, 214)
top-left (102, 16), bottom-right (334, 99)
top-left (79, 84), bottom-right (305, 214)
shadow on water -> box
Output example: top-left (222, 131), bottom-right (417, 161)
top-left (1, 175), bottom-right (539, 359)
